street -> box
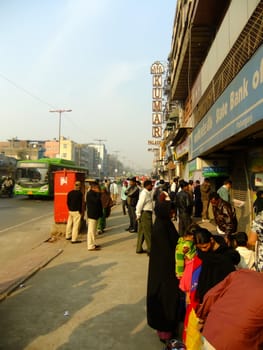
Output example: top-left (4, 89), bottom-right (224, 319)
top-left (0, 196), bottom-right (54, 267)
top-left (0, 195), bottom-right (53, 231)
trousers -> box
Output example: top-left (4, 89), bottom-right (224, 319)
top-left (65, 211), bottom-right (81, 242)
top-left (87, 218), bottom-right (98, 249)
top-left (128, 205), bottom-right (137, 231)
top-left (136, 211), bottom-right (152, 253)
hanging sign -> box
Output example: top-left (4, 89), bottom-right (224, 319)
top-left (151, 61), bottom-right (165, 138)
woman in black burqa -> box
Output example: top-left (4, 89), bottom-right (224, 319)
top-left (147, 191), bottom-right (181, 343)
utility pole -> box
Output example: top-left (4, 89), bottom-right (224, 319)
top-left (94, 138), bottom-right (107, 144)
top-left (50, 109), bottom-right (72, 158)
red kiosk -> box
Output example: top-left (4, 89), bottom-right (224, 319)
top-left (54, 170), bottom-right (86, 224)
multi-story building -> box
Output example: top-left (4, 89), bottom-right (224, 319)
top-left (163, 0), bottom-right (263, 231)
top-left (74, 144), bottom-right (89, 168)
top-left (0, 138), bottom-right (45, 160)
top-left (0, 137), bottom-right (118, 179)
top-left (44, 139), bottom-right (59, 158)
top-left (45, 138), bottom-right (90, 170)
top-left (59, 137), bottom-right (75, 161)
top-left (44, 138), bottom-right (109, 177)
top-left (88, 143), bottom-right (108, 178)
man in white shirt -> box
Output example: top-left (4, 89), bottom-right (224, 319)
top-left (135, 180), bottom-right (154, 254)
top-left (170, 177), bottom-right (179, 202)
top-left (217, 179), bottom-right (232, 203)
top-left (110, 180), bottom-right (119, 205)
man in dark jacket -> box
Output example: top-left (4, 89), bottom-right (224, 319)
top-left (125, 177), bottom-right (140, 232)
top-left (65, 181), bottom-right (83, 243)
top-left (86, 181), bottom-right (103, 251)
top-left (175, 180), bottom-right (193, 236)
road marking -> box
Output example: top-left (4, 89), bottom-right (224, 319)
top-left (0, 212), bottom-right (53, 233)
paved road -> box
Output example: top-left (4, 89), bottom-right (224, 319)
top-left (0, 195), bottom-right (53, 231)
top-left (0, 196), bottom-right (54, 265)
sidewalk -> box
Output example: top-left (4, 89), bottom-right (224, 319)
top-left (0, 204), bottom-right (217, 350)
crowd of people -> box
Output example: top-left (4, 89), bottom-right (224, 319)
top-left (65, 176), bottom-right (263, 349)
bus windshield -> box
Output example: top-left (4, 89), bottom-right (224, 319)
top-left (16, 164), bottom-right (48, 185)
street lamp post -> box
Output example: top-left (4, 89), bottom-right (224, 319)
top-left (49, 109), bottom-right (72, 158)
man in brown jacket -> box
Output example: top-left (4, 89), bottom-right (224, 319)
top-left (209, 192), bottom-right (237, 236)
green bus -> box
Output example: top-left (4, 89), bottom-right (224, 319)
top-left (15, 158), bottom-right (89, 197)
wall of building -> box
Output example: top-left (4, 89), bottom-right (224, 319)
top-left (44, 140), bottom-right (59, 158)
top-left (166, 0), bottom-right (263, 231)
top-left (197, 0), bottom-right (261, 102)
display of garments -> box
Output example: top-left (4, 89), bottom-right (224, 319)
top-left (251, 210), bottom-right (263, 272)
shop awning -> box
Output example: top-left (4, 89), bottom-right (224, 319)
top-left (171, 127), bottom-right (192, 147)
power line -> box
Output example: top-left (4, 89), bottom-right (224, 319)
top-left (94, 139), bottom-right (107, 144)
top-left (0, 72), bottom-right (57, 109)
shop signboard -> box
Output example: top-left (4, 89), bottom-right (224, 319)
top-left (202, 166), bottom-right (229, 177)
top-left (176, 136), bottom-right (189, 159)
top-left (255, 173), bottom-right (263, 187)
top-left (190, 45), bottom-right (263, 159)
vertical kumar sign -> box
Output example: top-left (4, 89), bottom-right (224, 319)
top-left (151, 62), bottom-right (165, 138)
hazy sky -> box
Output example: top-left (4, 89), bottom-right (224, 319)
top-left (0, 0), bottom-right (176, 170)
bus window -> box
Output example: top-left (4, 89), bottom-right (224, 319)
top-left (16, 167), bottom-right (48, 183)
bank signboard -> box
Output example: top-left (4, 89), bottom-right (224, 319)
top-left (202, 166), bottom-right (229, 177)
top-left (190, 44), bottom-right (263, 159)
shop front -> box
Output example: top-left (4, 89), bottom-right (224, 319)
top-left (189, 44), bottom-right (263, 231)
